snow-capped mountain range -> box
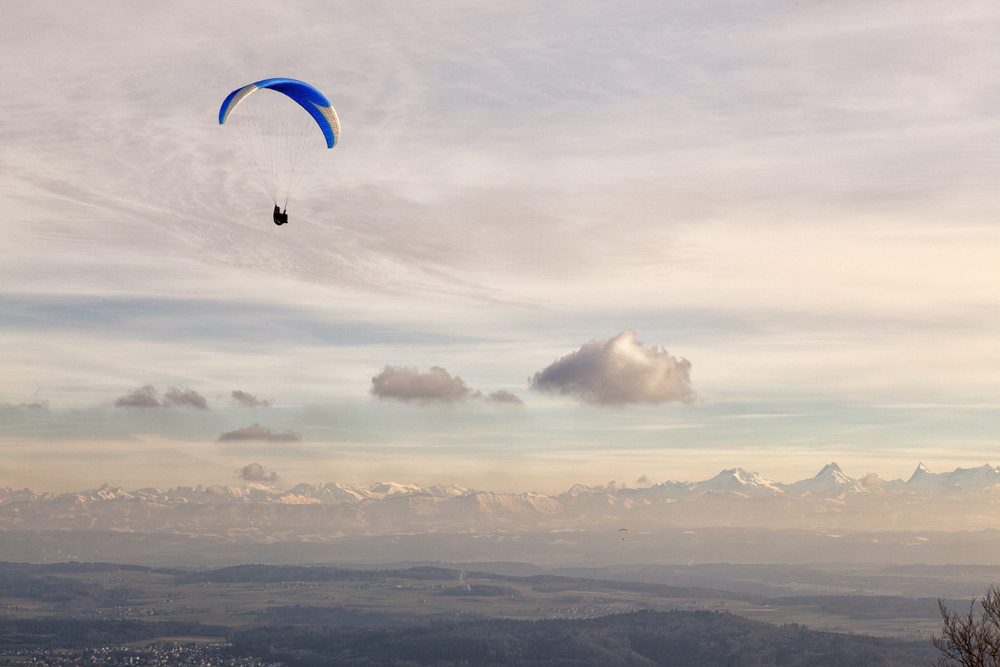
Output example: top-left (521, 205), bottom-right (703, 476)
top-left (1, 463), bottom-right (998, 536)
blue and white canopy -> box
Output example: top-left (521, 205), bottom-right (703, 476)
top-left (219, 78), bottom-right (340, 148)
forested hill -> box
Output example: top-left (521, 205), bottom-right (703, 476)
top-left (174, 563), bottom-right (756, 601)
top-left (230, 610), bottom-right (935, 666)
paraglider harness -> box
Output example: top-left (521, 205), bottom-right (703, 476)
top-left (273, 205), bottom-right (288, 226)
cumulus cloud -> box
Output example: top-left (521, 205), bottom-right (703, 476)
top-left (162, 387), bottom-right (208, 410)
top-left (114, 385), bottom-right (209, 409)
top-left (371, 366), bottom-right (524, 407)
top-left (529, 330), bottom-right (694, 406)
top-left (861, 472), bottom-right (884, 488)
top-left (636, 475), bottom-right (651, 486)
top-left (371, 366), bottom-right (474, 404)
top-left (232, 390), bottom-right (271, 408)
top-left (236, 462), bottom-right (279, 483)
top-left (217, 423), bottom-right (300, 442)
top-left (113, 385), bottom-right (161, 408)
top-left (484, 390), bottom-right (523, 406)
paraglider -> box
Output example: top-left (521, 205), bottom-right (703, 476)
top-left (219, 78), bottom-right (340, 226)
top-left (619, 528), bottom-right (630, 540)
top-left (273, 205), bottom-right (288, 226)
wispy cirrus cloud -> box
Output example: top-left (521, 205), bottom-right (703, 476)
top-left (530, 330), bottom-right (694, 406)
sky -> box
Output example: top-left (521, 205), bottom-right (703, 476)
top-left (1, 0), bottom-right (997, 494)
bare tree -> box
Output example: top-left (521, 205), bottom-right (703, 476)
top-left (934, 584), bottom-right (1000, 667)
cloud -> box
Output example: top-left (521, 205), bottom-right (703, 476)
top-left (371, 366), bottom-right (524, 407)
top-left (371, 366), bottom-right (474, 404)
top-left (636, 475), bottom-right (651, 486)
top-left (0, 401), bottom-right (49, 411)
top-left (861, 473), bottom-right (884, 488)
top-left (114, 385), bottom-right (209, 409)
top-left (232, 390), bottom-right (270, 408)
top-left (113, 385), bottom-right (161, 409)
top-left (529, 330), bottom-right (694, 406)
top-left (217, 423), bottom-right (300, 443)
top-left (484, 390), bottom-right (523, 406)
top-left (236, 462), bottom-right (279, 483)
top-left (162, 387), bottom-right (209, 410)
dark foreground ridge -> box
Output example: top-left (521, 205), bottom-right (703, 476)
top-left (231, 611), bottom-right (935, 666)
top-left (0, 611), bottom-right (936, 666)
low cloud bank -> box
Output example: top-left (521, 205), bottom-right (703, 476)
top-left (371, 366), bottom-right (521, 406)
top-left (114, 385), bottom-right (209, 410)
top-left (530, 330), bottom-right (693, 406)
top-left (232, 390), bottom-right (271, 408)
top-left (236, 462), bottom-right (279, 483)
top-left (0, 401), bottom-right (49, 411)
top-left (218, 423), bottom-right (300, 442)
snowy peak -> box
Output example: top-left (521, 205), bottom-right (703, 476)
top-left (906, 462), bottom-right (937, 485)
top-left (618, 480), bottom-right (694, 501)
top-left (462, 491), bottom-right (563, 517)
top-left (816, 462), bottom-right (843, 476)
top-left (559, 484), bottom-right (613, 500)
top-left (942, 464), bottom-right (1000, 492)
top-left (426, 484), bottom-right (471, 498)
top-left (783, 462), bottom-right (865, 495)
top-left (904, 463), bottom-right (1000, 493)
top-left (694, 468), bottom-right (784, 495)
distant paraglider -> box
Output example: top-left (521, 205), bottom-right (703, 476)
top-left (219, 78), bottom-right (340, 226)
top-left (272, 205), bottom-right (288, 226)
top-left (619, 528), bottom-right (630, 540)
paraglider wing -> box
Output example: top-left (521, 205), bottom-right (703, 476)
top-left (219, 78), bottom-right (340, 148)
top-left (219, 77), bottom-right (339, 214)
top-left (618, 528), bottom-right (630, 533)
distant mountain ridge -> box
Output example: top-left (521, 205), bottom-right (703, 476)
top-left (1, 462), bottom-right (998, 535)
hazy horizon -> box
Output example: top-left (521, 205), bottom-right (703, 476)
top-left (0, 455), bottom-right (993, 495)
